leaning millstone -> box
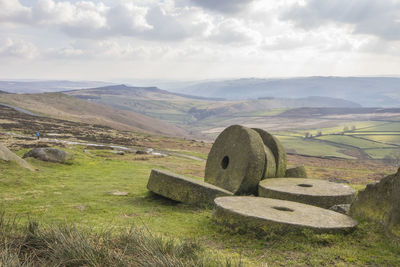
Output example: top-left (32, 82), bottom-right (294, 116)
top-left (213, 196), bottom-right (357, 233)
top-left (252, 128), bottom-right (287, 177)
top-left (205, 125), bottom-right (266, 194)
top-left (285, 166), bottom-right (307, 178)
top-left (258, 178), bottom-right (355, 209)
top-left (350, 168), bottom-right (400, 238)
top-left (262, 145), bottom-right (277, 178)
top-left (147, 169), bottom-right (233, 206)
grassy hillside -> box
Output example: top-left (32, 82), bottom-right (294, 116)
top-left (0, 93), bottom-right (188, 137)
top-left (0, 142), bottom-right (399, 266)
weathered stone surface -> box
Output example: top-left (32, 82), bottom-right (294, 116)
top-left (147, 169), bottom-right (233, 206)
top-left (253, 128), bottom-right (287, 177)
top-left (23, 147), bottom-right (73, 163)
top-left (258, 178), bottom-right (355, 208)
top-left (285, 166), bottom-right (307, 178)
top-left (0, 143), bottom-right (35, 171)
top-left (350, 168), bottom-right (400, 238)
top-left (330, 204), bottom-right (351, 214)
top-left (205, 125), bottom-right (266, 194)
top-left (213, 196), bottom-right (357, 233)
top-left (262, 145), bottom-right (277, 178)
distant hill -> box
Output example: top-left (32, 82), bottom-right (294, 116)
top-left (0, 90), bottom-right (10, 94)
top-left (0, 93), bottom-right (188, 137)
top-left (65, 84), bottom-right (222, 101)
top-left (0, 80), bottom-right (114, 94)
top-left (278, 107), bottom-right (400, 118)
top-left (171, 77), bottom-right (400, 107)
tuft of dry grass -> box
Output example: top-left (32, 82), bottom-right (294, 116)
top-left (0, 213), bottom-right (242, 267)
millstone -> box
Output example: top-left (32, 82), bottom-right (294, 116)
top-left (213, 196), bottom-right (357, 233)
top-left (258, 178), bottom-right (355, 208)
top-left (262, 145), bottom-right (276, 178)
top-left (253, 128), bottom-right (287, 177)
top-left (147, 169), bottom-right (233, 205)
top-left (205, 125), bottom-right (266, 194)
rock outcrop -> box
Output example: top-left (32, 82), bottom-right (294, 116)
top-left (23, 147), bottom-right (73, 163)
top-left (0, 143), bottom-right (35, 171)
top-left (350, 168), bottom-right (400, 238)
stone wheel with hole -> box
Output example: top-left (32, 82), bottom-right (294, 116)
top-left (205, 125), bottom-right (266, 194)
top-left (258, 178), bottom-right (356, 208)
top-left (213, 196), bottom-right (358, 233)
top-left (252, 128), bottom-right (287, 177)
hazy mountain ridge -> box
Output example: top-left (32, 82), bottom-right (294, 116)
top-left (66, 84), bottom-right (223, 101)
top-left (172, 77), bottom-right (400, 107)
top-left (0, 80), bottom-right (115, 94)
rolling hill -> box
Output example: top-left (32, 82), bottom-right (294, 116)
top-left (0, 93), bottom-right (188, 137)
top-left (170, 77), bottom-right (400, 107)
top-left (65, 84), bottom-right (361, 127)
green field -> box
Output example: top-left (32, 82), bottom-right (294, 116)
top-left (316, 135), bottom-right (396, 149)
top-left (1, 146), bottom-right (400, 266)
top-left (275, 136), bottom-right (355, 159)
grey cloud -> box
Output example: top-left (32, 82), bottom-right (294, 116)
top-left (190, 0), bottom-right (255, 14)
top-left (282, 0), bottom-right (400, 40)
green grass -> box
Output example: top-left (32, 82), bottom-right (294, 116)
top-left (1, 146), bottom-right (400, 266)
top-left (364, 148), bottom-right (400, 159)
top-left (316, 135), bottom-right (396, 149)
top-left (356, 122), bottom-right (400, 132)
top-left (276, 136), bottom-right (355, 159)
top-left (356, 134), bottom-right (400, 145)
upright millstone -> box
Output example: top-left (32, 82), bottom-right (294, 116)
top-left (205, 125), bottom-right (266, 194)
top-left (252, 128), bottom-right (287, 177)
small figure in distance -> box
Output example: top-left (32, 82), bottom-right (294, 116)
top-left (36, 131), bottom-right (40, 140)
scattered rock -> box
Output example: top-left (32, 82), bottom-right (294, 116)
top-left (147, 169), bottom-right (233, 206)
top-left (113, 151), bottom-right (125, 155)
top-left (108, 190), bottom-right (128, 196)
top-left (329, 204), bottom-right (351, 214)
top-left (253, 128), bottom-right (287, 177)
top-left (258, 178), bottom-right (355, 209)
top-left (285, 166), bottom-right (307, 178)
top-left (205, 125), bottom-right (266, 194)
top-left (76, 204), bottom-right (87, 211)
top-left (0, 143), bottom-right (35, 171)
top-left (213, 196), bottom-right (357, 233)
top-left (23, 147), bottom-right (73, 163)
top-left (350, 168), bottom-right (400, 238)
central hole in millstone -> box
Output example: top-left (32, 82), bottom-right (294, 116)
top-left (297, 184), bottom-right (313, 187)
top-left (272, 206), bottom-right (294, 212)
top-left (221, 156), bottom-right (229, 169)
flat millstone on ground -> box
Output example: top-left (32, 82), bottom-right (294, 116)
top-left (258, 178), bottom-right (355, 209)
top-left (213, 196), bottom-right (358, 233)
top-left (147, 169), bottom-right (233, 206)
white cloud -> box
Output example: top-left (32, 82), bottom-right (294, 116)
top-left (0, 0), bottom-right (31, 24)
top-left (282, 0), bottom-right (400, 40)
top-left (0, 37), bottom-right (38, 59)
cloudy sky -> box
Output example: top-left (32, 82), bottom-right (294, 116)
top-left (1, 0), bottom-right (400, 81)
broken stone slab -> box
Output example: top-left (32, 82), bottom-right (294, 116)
top-left (350, 168), bottom-right (400, 238)
top-left (147, 169), bottom-right (233, 206)
top-left (285, 166), bottom-right (307, 178)
top-left (205, 125), bottom-right (266, 194)
top-left (213, 196), bottom-right (357, 234)
top-left (253, 128), bottom-right (287, 178)
top-left (0, 143), bottom-right (35, 171)
top-left (23, 148), bottom-right (73, 164)
top-left (258, 178), bottom-right (355, 209)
